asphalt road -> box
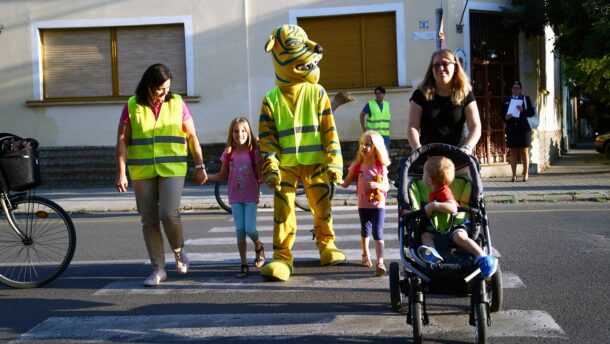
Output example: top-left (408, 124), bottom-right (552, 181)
top-left (1, 202), bottom-right (609, 343)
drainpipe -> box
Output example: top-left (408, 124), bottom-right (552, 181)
top-left (244, 0), bottom-right (254, 125)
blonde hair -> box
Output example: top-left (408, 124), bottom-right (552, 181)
top-left (353, 130), bottom-right (391, 167)
top-left (418, 49), bottom-right (472, 106)
top-left (424, 156), bottom-right (455, 187)
top-left (225, 117), bottom-right (257, 154)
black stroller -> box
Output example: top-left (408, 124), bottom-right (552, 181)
top-left (389, 143), bottom-right (503, 344)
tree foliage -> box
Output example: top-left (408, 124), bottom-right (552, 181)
top-left (502, 0), bottom-right (610, 131)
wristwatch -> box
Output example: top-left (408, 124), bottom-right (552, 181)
top-left (195, 163), bottom-right (206, 169)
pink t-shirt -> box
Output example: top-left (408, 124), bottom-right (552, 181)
top-left (349, 161), bottom-right (388, 209)
top-left (119, 100), bottom-right (192, 126)
top-left (221, 149), bottom-right (262, 204)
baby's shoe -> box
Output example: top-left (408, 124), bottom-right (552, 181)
top-left (476, 255), bottom-right (498, 279)
top-left (418, 245), bottom-right (443, 264)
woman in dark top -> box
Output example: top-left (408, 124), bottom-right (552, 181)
top-left (501, 81), bottom-right (534, 182)
top-left (407, 49), bottom-right (481, 155)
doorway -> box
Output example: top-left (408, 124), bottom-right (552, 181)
top-left (469, 11), bottom-right (519, 164)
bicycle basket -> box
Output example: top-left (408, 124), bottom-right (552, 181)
top-left (0, 133), bottom-right (42, 191)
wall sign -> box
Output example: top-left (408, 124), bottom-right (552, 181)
top-left (412, 31), bottom-right (437, 40)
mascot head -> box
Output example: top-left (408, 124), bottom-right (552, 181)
top-left (265, 24), bottom-right (323, 85)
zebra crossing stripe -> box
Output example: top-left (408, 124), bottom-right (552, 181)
top-left (208, 222), bottom-right (398, 233)
top-left (186, 233), bottom-right (397, 245)
top-left (94, 271), bottom-right (388, 296)
top-left (251, 212), bottom-right (379, 222)
top-left (94, 263), bottom-right (524, 296)
top-left (12, 310), bottom-right (565, 342)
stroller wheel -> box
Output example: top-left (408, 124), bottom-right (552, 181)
top-left (474, 302), bottom-right (489, 344)
top-left (389, 262), bottom-right (402, 312)
top-left (412, 301), bottom-right (423, 344)
top-left (490, 264), bottom-right (503, 313)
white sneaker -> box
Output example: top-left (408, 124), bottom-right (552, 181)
top-left (143, 269), bottom-right (167, 287)
top-left (174, 248), bottom-right (189, 275)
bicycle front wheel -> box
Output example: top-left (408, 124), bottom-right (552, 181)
top-left (0, 195), bottom-right (76, 288)
top-left (214, 182), bottom-right (232, 214)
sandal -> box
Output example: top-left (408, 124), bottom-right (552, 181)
top-left (361, 254), bottom-right (372, 268)
top-left (375, 262), bottom-right (386, 277)
top-left (254, 243), bottom-right (265, 268)
top-left (236, 264), bottom-right (249, 278)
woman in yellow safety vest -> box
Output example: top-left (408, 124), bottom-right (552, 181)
top-left (115, 64), bottom-right (207, 287)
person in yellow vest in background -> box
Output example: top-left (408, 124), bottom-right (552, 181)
top-left (115, 63), bottom-right (208, 287)
top-left (259, 24), bottom-right (345, 281)
top-left (360, 86), bottom-right (392, 151)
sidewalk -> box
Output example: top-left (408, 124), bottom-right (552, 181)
top-left (35, 148), bottom-right (610, 213)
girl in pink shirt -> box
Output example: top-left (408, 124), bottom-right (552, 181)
top-left (340, 130), bottom-right (391, 276)
top-left (207, 117), bottom-right (265, 278)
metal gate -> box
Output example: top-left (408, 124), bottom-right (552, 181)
top-left (469, 11), bottom-right (519, 164)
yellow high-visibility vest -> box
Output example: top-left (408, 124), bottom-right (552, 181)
top-left (265, 84), bottom-right (326, 166)
top-left (127, 94), bottom-right (187, 180)
top-left (366, 100), bottom-right (391, 137)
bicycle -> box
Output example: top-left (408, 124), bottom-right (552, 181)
top-left (0, 134), bottom-right (76, 288)
top-left (214, 181), bottom-right (335, 214)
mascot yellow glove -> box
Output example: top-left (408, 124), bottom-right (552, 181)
top-left (325, 166), bottom-right (343, 183)
top-left (265, 171), bottom-right (281, 192)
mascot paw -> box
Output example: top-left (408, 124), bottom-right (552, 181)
top-left (320, 246), bottom-right (346, 266)
top-left (260, 260), bottom-right (293, 281)
top-left (264, 172), bottom-right (281, 192)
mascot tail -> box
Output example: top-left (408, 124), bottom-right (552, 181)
top-left (330, 91), bottom-right (356, 112)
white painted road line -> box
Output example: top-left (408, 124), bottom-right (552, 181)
top-left (186, 233), bottom-right (398, 245)
top-left (208, 221), bottom-right (398, 233)
top-left (94, 272), bottom-right (388, 296)
top-left (502, 271), bottom-right (526, 288)
top-left (12, 310), bottom-right (565, 342)
top-left (155, 248), bottom-right (403, 266)
top-left (252, 212), bottom-right (395, 222)
top-left (94, 268), bottom-right (523, 296)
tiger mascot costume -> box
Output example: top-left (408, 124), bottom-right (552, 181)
top-left (259, 24), bottom-right (345, 281)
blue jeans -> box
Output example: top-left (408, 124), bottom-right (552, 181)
top-left (383, 136), bottom-right (391, 152)
top-left (231, 202), bottom-right (259, 242)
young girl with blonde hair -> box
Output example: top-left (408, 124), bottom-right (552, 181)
top-left (207, 117), bottom-right (265, 278)
top-left (340, 130), bottom-right (391, 276)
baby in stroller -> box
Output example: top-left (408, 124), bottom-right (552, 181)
top-left (418, 156), bottom-right (497, 279)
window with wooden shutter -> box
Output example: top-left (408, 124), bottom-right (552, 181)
top-left (116, 25), bottom-right (186, 96)
top-left (298, 12), bottom-right (397, 90)
top-left (42, 29), bottom-right (113, 98)
top-left (41, 24), bottom-right (186, 99)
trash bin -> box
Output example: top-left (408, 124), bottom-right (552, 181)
top-left (0, 133), bottom-right (42, 191)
